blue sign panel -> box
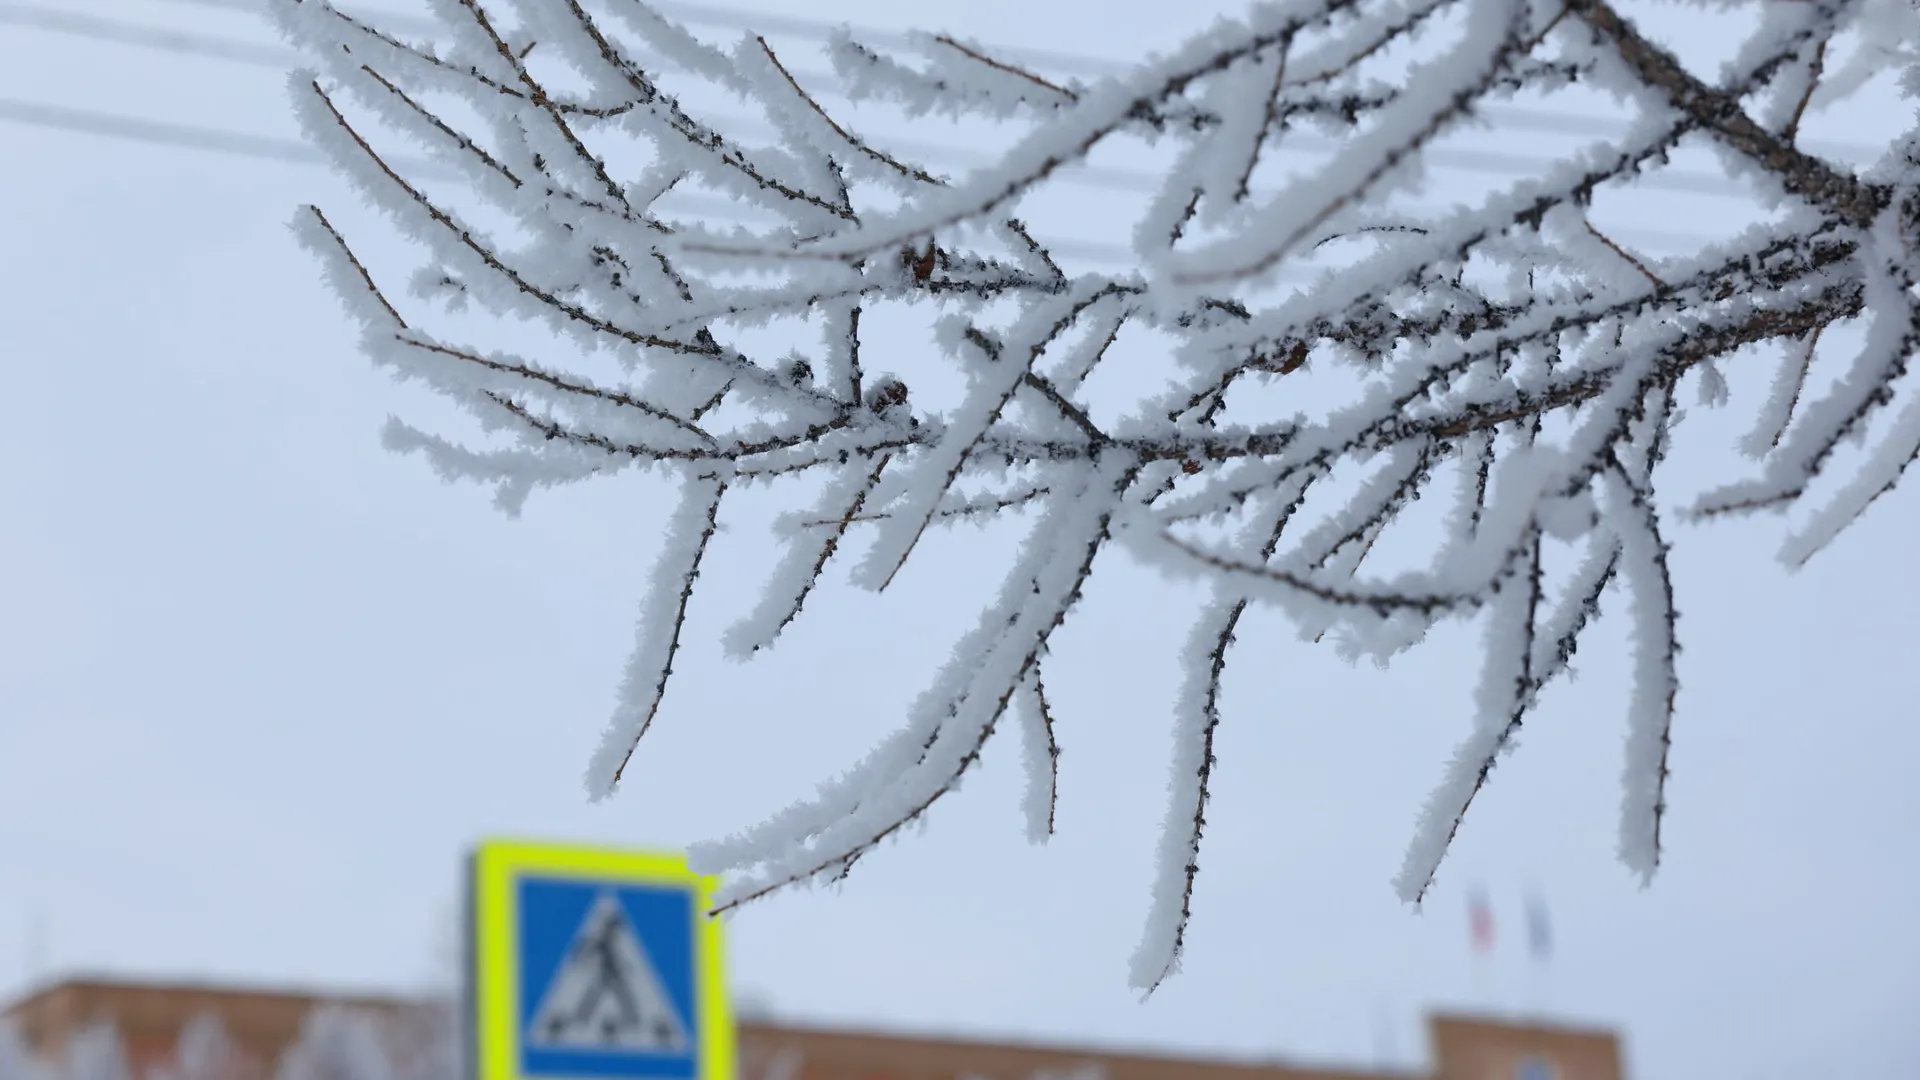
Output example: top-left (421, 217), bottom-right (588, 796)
top-left (517, 878), bottom-right (699, 1079)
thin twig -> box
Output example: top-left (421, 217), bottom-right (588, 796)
top-left (1584, 218), bottom-right (1664, 289)
top-left (757, 36), bottom-right (944, 187)
top-left (302, 207), bottom-right (407, 329)
top-left (1781, 39), bottom-right (1827, 145)
top-left (932, 34), bottom-right (1080, 102)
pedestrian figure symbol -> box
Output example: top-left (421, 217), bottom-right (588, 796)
top-left (525, 892), bottom-right (691, 1054)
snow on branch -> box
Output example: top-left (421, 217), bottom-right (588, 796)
top-left (272, 0), bottom-right (1919, 992)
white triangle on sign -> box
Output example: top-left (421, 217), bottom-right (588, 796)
top-left (526, 892), bottom-right (692, 1055)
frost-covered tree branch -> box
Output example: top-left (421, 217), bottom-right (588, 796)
top-left (272, 0), bottom-right (1918, 993)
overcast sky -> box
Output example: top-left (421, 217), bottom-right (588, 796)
top-left (1, 2), bottom-right (1916, 1080)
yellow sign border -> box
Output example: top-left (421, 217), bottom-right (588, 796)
top-left (470, 839), bottom-right (735, 1080)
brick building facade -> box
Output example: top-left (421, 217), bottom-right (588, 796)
top-left (1, 978), bottom-right (1625, 1080)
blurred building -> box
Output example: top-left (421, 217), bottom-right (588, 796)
top-left (2, 977), bottom-right (1625, 1080)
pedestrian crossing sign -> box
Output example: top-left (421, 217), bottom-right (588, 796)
top-left (468, 840), bottom-right (735, 1080)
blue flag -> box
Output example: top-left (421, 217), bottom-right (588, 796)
top-left (1525, 892), bottom-right (1551, 961)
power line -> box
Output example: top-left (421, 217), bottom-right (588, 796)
top-left (140, 0), bottom-right (1878, 160)
top-left (0, 4), bottom-right (287, 64)
top-left (11, 1), bottom-right (1821, 258)
top-left (0, 96), bottom-right (1143, 264)
top-left (142, 0), bottom-right (1130, 79)
top-left (0, 94), bottom-right (335, 166)
top-left (22, 2), bottom-right (1787, 229)
top-left (16, 5), bottom-right (1184, 188)
top-left (1, 93), bottom-right (1746, 269)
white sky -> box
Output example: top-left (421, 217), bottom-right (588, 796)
top-left (1, 2), bottom-right (1916, 1080)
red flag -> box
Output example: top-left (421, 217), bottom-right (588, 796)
top-left (1468, 890), bottom-right (1495, 953)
